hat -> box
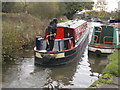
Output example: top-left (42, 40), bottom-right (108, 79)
top-left (52, 18), bottom-right (58, 23)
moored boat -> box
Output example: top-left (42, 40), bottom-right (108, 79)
top-left (88, 23), bottom-right (120, 56)
top-left (34, 19), bottom-right (89, 66)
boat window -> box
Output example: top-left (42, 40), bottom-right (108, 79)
top-left (64, 28), bottom-right (74, 38)
top-left (95, 27), bottom-right (100, 31)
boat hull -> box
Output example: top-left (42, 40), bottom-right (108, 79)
top-left (35, 49), bottom-right (77, 66)
top-left (88, 45), bottom-right (115, 56)
top-left (34, 33), bottom-right (89, 66)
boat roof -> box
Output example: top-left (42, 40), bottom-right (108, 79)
top-left (94, 23), bottom-right (120, 29)
top-left (91, 22), bottom-right (103, 27)
top-left (57, 20), bottom-right (86, 29)
top-left (109, 23), bottom-right (120, 28)
top-left (108, 19), bottom-right (120, 23)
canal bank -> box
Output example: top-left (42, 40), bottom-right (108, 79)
top-left (89, 50), bottom-right (120, 88)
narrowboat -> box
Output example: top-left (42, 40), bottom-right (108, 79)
top-left (88, 23), bottom-right (120, 56)
top-left (108, 19), bottom-right (120, 23)
top-left (34, 20), bottom-right (89, 66)
top-left (91, 17), bottom-right (102, 23)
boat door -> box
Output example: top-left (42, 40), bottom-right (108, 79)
top-left (64, 28), bottom-right (75, 49)
top-left (116, 28), bottom-right (120, 48)
top-left (112, 23), bottom-right (120, 48)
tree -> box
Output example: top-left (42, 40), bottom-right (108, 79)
top-left (27, 2), bottom-right (60, 19)
top-left (2, 2), bottom-right (28, 13)
top-left (64, 2), bottom-right (94, 19)
top-left (2, 2), bottom-right (15, 13)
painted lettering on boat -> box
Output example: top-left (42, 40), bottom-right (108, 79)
top-left (36, 52), bottom-right (42, 58)
top-left (50, 53), bottom-right (65, 58)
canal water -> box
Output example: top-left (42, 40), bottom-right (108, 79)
top-left (2, 47), bottom-right (108, 88)
top-left (2, 22), bottom-right (108, 88)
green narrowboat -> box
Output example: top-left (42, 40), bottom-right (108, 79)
top-left (88, 23), bottom-right (120, 56)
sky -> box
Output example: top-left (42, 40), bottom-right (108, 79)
top-left (106, 0), bottom-right (119, 12)
top-left (93, 0), bottom-right (120, 12)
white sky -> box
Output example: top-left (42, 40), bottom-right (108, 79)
top-left (106, 0), bottom-right (119, 12)
top-left (93, 0), bottom-right (120, 12)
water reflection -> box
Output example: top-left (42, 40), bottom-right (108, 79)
top-left (2, 46), bottom-right (109, 88)
top-left (43, 59), bottom-right (79, 88)
top-left (64, 47), bottom-right (98, 88)
top-left (89, 55), bottom-right (108, 74)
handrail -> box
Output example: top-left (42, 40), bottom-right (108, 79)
top-left (55, 37), bottom-right (73, 41)
top-left (91, 35), bottom-right (98, 43)
top-left (103, 36), bottom-right (113, 44)
top-left (99, 27), bottom-right (102, 43)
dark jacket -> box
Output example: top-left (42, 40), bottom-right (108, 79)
top-left (47, 21), bottom-right (56, 40)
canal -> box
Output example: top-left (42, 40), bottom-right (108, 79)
top-left (2, 48), bottom-right (108, 88)
top-left (2, 22), bottom-right (108, 88)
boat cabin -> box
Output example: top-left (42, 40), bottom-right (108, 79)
top-left (38, 20), bottom-right (87, 52)
top-left (34, 20), bottom-right (89, 65)
top-left (90, 23), bottom-right (120, 49)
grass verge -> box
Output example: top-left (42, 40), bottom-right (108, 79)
top-left (103, 50), bottom-right (120, 77)
top-left (90, 50), bottom-right (120, 87)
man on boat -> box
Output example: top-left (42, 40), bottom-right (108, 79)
top-left (46, 18), bottom-right (58, 51)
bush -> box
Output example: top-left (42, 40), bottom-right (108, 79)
top-left (2, 13), bottom-right (49, 60)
